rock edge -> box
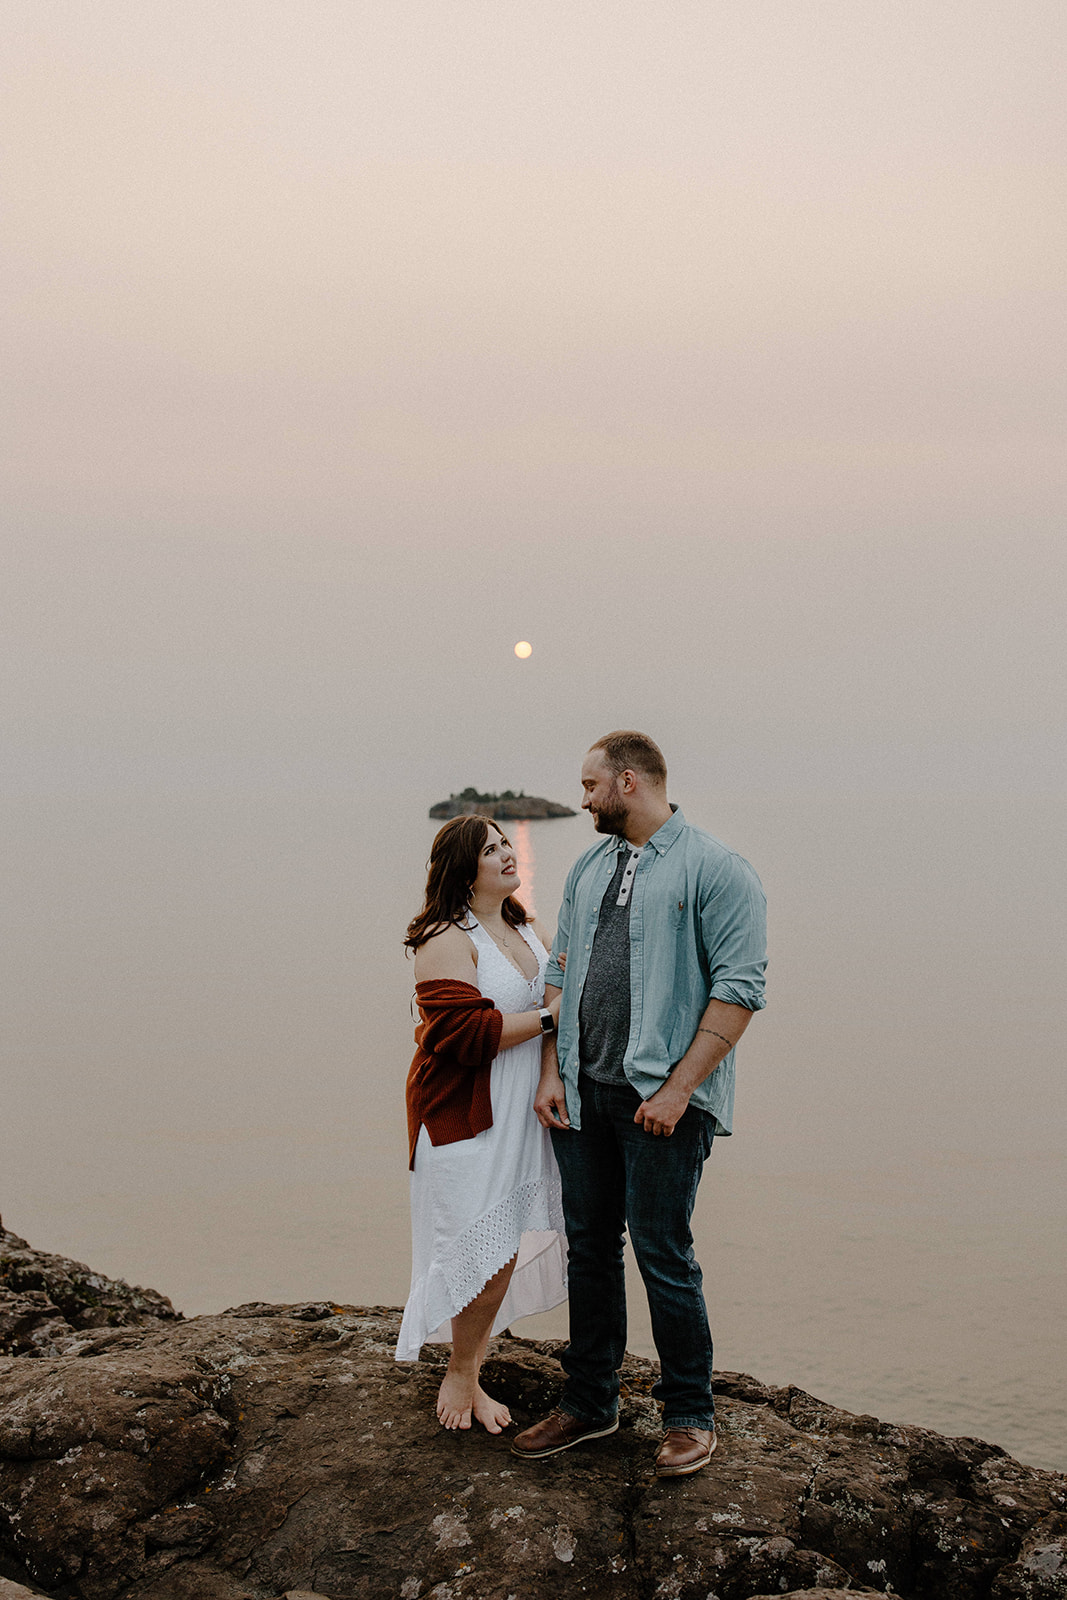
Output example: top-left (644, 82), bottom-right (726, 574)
top-left (1, 1230), bottom-right (1065, 1600)
top-left (428, 793), bottom-right (576, 820)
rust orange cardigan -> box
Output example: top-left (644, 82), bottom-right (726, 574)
top-left (405, 979), bottom-right (504, 1169)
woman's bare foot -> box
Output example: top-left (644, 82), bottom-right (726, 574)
top-left (471, 1383), bottom-right (511, 1434)
top-left (437, 1368), bottom-right (476, 1430)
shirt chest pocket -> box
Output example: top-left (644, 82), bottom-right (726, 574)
top-left (644, 895), bottom-right (691, 952)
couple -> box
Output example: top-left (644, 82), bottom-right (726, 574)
top-left (396, 730), bottom-right (767, 1477)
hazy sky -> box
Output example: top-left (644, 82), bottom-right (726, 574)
top-left (3, 10), bottom-right (1065, 1464)
top-left (3, 1), bottom-right (1064, 802)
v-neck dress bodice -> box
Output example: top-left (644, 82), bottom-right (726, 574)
top-left (396, 916), bottom-right (567, 1360)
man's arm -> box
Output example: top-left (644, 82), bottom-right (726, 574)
top-left (542, 875), bottom-right (572, 991)
top-left (534, 865), bottom-right (575, 1130)
top-left (634, 851), bottom-right (768, 1136)
top-left (633, 998), bottom-right (754, 1136)
top-left (533, 983), bottom-right (570, 1129)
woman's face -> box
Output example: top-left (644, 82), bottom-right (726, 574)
top-left (470, 826), bottom-right (519, 903)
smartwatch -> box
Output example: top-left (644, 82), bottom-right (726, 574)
top-left (538, 1007), bottom-right (555, 1035)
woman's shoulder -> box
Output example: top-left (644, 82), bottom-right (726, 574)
top-left (529, 915), bottom-right (554, 951)
top-left (413, 921), bottom-right (479, 983)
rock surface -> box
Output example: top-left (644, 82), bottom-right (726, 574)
top-left (428, 792), bottom-right (576, 820)
top-left (0, 1579), bottom-right (49, 1600)
top-left (0, 1226), bottom-right (179, 1359)
top-left (0, 1235), bottom-right (1065, 1600)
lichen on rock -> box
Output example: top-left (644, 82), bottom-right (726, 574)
top-left (0, 1232), bottom-right (1064, 1600)
top-left (0, 1225), bottom-right (179, 1359)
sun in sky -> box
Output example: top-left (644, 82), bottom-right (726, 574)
top-left (514, 641), bottom-right (533, 659)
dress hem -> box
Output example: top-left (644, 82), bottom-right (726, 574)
top-left (396, 1224), bottom-right (567, 1363)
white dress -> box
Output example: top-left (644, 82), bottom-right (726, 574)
top-left (395, 915), bottom-right (568, 1360)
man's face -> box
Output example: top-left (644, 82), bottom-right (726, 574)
top-left (580, 752), bottom-right (629, 836)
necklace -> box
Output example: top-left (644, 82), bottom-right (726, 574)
top-left (470, 908), bottom-right (534, 979)
top-left (470, 907), bottom-right (531, 970)
top-left (480, 919), bottom-right (512, 951)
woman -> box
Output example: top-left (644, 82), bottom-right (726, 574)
top-left (396, 815), bottom-right (567, 1432)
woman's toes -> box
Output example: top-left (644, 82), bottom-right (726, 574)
top-left (437, 1373), bottom-right (475, 1430)
top-left (437, 1402), bottom-right (472, 1430)
top-left (472, 1385), bottom-right (512, 1433)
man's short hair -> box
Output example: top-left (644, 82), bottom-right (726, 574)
top-left (589, 730), bottom-right (668, 785)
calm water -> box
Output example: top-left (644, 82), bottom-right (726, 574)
top-left (2, 789), bottom-right (1064, 1471)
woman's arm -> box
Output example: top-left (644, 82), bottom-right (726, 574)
top-left (497, 997), bottom-right (559, 1051)
top-left (414, 925), bottom-right (559, 1050)
top-left (413, 924), bottom-right (478, 984)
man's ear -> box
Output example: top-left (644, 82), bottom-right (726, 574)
top-left (619, 768), bottom-right (637, 794)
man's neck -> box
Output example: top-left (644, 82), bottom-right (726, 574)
top-left (622, 799), bottom-right (673, 848)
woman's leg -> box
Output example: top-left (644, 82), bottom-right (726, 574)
top-left (437, 1253), bottom-right (517, 1432)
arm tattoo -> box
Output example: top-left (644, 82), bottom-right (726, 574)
top-left (698, 1028), bottom-right (735, 1048)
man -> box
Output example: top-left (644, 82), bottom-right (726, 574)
top-left (511, 731), bottom-right (767, 1476)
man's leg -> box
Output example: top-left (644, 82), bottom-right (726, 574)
top-left (549, 1075), bottom-right (629, 1425)
top-left (613, 1087), bottom-right (716, 1430)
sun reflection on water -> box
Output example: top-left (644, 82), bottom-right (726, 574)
top-left (511, 820), bottom-right (536, 917)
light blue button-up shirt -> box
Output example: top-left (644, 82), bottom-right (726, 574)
top-left (545, 807), bottom-right (767, 1136)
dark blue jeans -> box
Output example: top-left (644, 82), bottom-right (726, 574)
top-left (550, 1074), bottom-right (716, 1430)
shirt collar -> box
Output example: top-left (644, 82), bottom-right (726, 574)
top-left (612, 805), bottom-right (685, 856)
top-left (646, 804), bottom-right (685, 855)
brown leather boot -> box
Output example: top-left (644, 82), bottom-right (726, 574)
top-left (654, 1426), bottom-right (717, 1476)
top-left (511, 1408), bottom-right (619, 1459)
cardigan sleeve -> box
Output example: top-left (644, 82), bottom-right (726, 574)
top-left (406, 980), bottom-right (504, 1169)
top-left (413, 979), bottom-right (503, 1068)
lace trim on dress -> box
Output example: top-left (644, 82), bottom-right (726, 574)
top-left (462, 914), bottom-right (542, 987)
top-left (440, 1176), bottom-right (566, 1316)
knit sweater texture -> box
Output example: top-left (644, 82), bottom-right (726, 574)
top-left (405, 979), bottom-right (504, 1169)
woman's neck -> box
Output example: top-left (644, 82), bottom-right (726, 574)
top-left (468, 892), bottom-right (508, 927)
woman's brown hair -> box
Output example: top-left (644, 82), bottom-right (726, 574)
top-left (404, 815), bottom-right (529, 952)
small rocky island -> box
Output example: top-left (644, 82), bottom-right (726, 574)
top-left (429, 788), bottom-right (576, 820)
top-left (2, 1222), bottom-right (1066, 1600)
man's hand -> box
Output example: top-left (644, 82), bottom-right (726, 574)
top-left (635, 999), bottom-right (753, 1136)
top-left (534, 1066), bottom-right (570, 1131)
top-left (634, 1080), bottom-right (692, 1137)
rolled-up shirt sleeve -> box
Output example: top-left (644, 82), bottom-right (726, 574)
top-left (700, 856), bottom-right (768, 1013)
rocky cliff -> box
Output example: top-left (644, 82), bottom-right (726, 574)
top-left (1, 1226), bottom-right (1065, 1600)
top-left (428, 792), bottom-right (576, 820)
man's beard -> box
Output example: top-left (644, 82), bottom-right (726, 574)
top-left (591, 784), bottom-right (629, 836)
